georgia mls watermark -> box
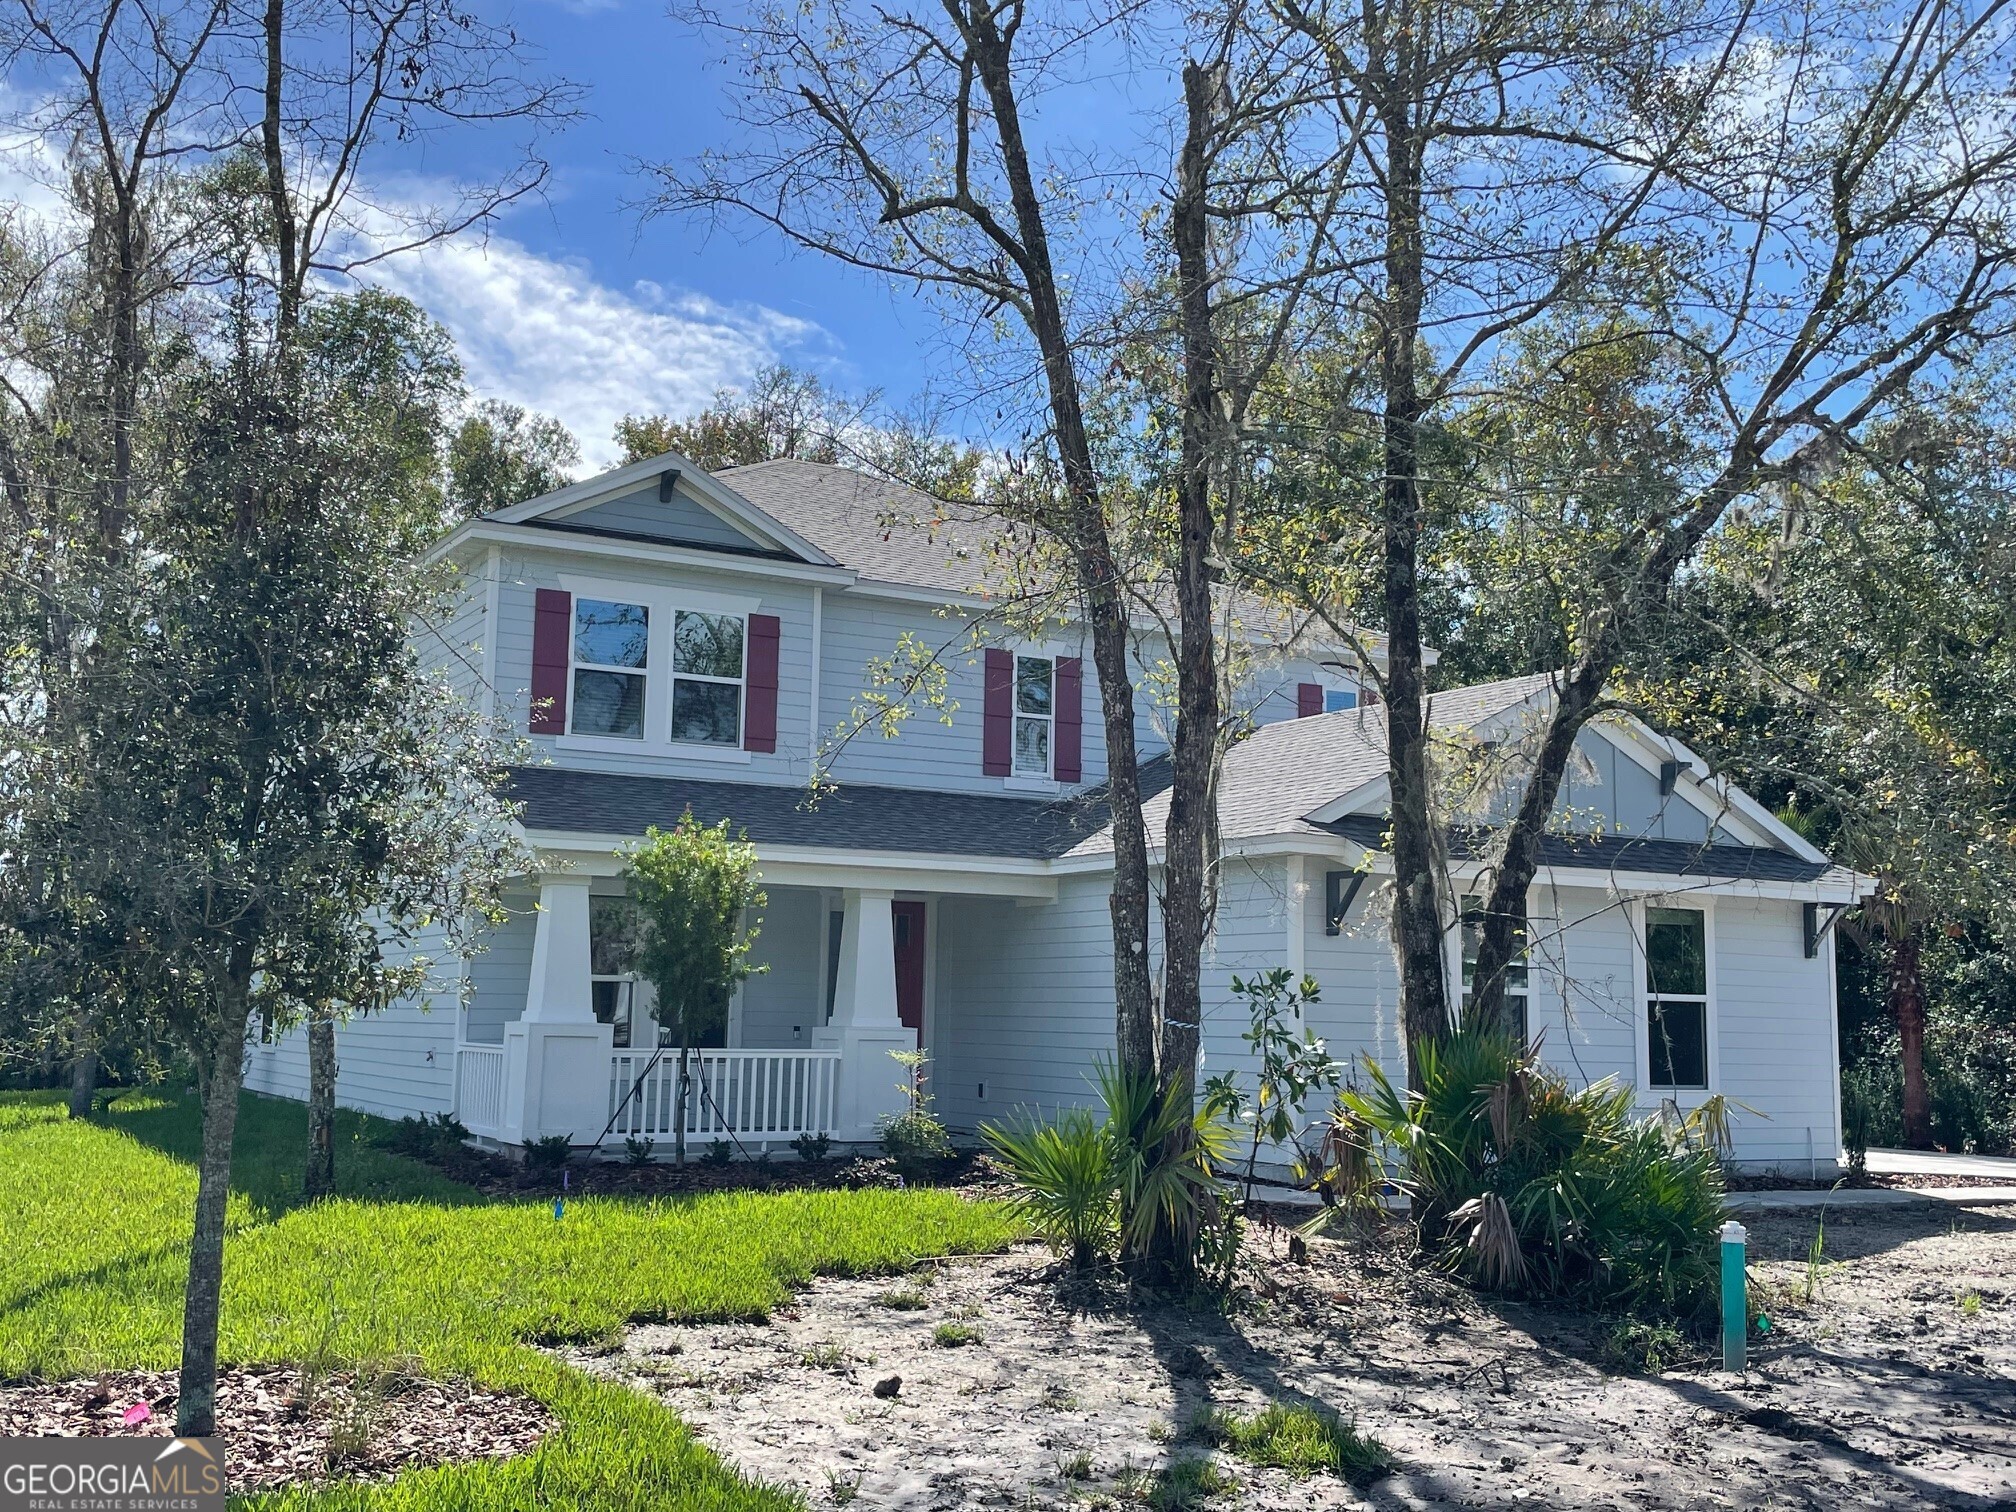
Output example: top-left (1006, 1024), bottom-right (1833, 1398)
top-left (0, 1438), bottom-right (224, 1512)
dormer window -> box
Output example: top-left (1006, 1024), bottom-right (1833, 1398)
top-left (670, 610), bottom-right (745, 746)
top-left (1322, 686), bottom-right (1358, 712)
top-left (1013, 654), bottom-right (1054, 778)
top-left (571, 598), bottom-right (649, 738)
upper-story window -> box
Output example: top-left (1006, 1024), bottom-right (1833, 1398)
top-left (671, 610), bottom-right (745, 746)
top-left (572, 598), bottom-right (649, 739)
top-left (1322, 686), bottom-right (1359, 712)
top-left (1646, 906), bottom-right (1710, 1090)
top-left (1014, 654), bottom-right (1054, 777)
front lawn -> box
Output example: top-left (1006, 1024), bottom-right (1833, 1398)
top-left (0, 1089), bottom-right (1017, 1509)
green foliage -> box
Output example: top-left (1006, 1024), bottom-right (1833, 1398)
top-left (979, 1107), bottom-right (1118, 1268)
top-left (982, 1057), bottom-right (1236, 1280)
top-left (930, 1320), bottom-right (982, 1347)
top-left (383, 1112), bottom-right (472, 1161)
top-left (1144, 1455), bottom-right (1236, 1511)
top-left (0, 1089), bottom-right (1017, 1510)
top-left (445, 398), bottom-right (581, 517)
top-left (1326, 1030), bottom-right (1725, 1319)
top-left (620, 814), bottom-right (767, 1054)
top-left (881, 1049), bottom-right (954, 1179)
top-left (624, 1136), bottom-right (656, 1168)
top-left (1600, 1319), bottom-right (1688, 1374)
top-left (1195, 1401), bottom-right (1393, 1482)
top-left (524, 1134), bottom-right (574, 1173)
top-left (1204, 970), bottom-right (1343, 1203)
top-left (791, 1130), bottom-right (833, 1163)
top-left (704, 1139), bottom-right (733, 1166)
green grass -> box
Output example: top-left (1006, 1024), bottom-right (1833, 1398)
top-left (1194, 1401), bottom-right (1393, 1482)
top-left (0, 1089), bottom-right (1018, 1509)
top-left (929, 1320), bottom-right (982, 1347)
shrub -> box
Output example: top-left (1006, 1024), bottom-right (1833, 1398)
top-left (522, 1133), bottom-right (572, 1172)
top-left (880, 1049), bottom-right (954, 1179)
top-left (931, 1320), bottom-right (982, 1347)
top-left (1196, 1401), bottom-right (1392, 1482)
top-left (979, 1106), bottom-right (1117, 1268)
top-left (1146, 1456), bottom-right (1235, 1511)
top-left (982, 1057), bottom-right (1236, 1281)
top-left (704, 1139), bottom-right (733, 1165)
top-left (623, 1135), bottom-right (655, 1167)
top-left (792, 1130), bottom-right (833, 1162)
top-left (383, 1112), bottom-right (471, 1160)
top-left (1319, 1029), bottom-right (1725, 1319)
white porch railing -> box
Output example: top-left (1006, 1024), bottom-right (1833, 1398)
top-left (454, 1045), bottom-right (507, 1138)
top-left (608, 1049), bottom-right (842, 1142)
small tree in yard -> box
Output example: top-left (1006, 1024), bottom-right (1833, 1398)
top-left (621, 815), bottom-right (767, 1165)
top-left (1204, 971), bottom-right (1345, 1210)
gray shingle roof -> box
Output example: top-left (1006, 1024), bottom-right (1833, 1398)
top-left (1322, 814), bottom-right (1843, 884)
top-left (718, 460), bottom-right (1009, 594)
top-left (505, 765), bottom-right (1078, 860)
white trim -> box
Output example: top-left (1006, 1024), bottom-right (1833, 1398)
top-left (522, 836), bottom-right (1059, 898)
top-left (1285, 855), bottom-right (1306, 978)
top-left (808, 585), bottom-right (824, 762)
top-left (479, 544), bottom-right (501, 724)
top-left (919, 897), bottom-right (939, 1057)
top-left (486, 449), bottom-right (840, 566)
top-left (1631, 895), bottom-right (1719, 1105)
top-left (440, 521), bottom-right (858, 586)
top-left (1826, 916), bottom-right (1845, 1162)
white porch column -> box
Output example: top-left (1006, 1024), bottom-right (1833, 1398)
top-left (502, 873), bottom-right (614, 1147)
top-left (814, 888), bottom-right (912, 1141)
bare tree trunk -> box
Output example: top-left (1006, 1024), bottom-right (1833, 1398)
top-left (674, 1041), bottom-right (689, 1167)
top-left (1371, 30), bottom-right (1453, 1076)
top-left (304, 1003), bottom-right (336, 1198)
top-left (178, 974), bottom-right (252, 1438)
top-left (66, 1007), bottom-right (98, 1118)
top-left (961, 3), bottom-right (1158, 1081)
top-left (1891, 929), bottom-right (1932, 1149)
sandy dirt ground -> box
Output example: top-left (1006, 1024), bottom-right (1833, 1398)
top-left (567, 1200), bottom-right (2015, 1511)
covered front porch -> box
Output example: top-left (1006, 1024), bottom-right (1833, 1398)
top-left (449, 844), bottom-right (1057, 1153)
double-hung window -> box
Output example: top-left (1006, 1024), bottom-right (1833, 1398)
top-left (590, 895), bottom-right (653, 1049)
top-left (671, 610), bottom-right (745, 746)
top-left (1459, 895), bottom-right (1528, 1040)
top-left (571, 599), bottom-right (649, 739)
top-left (1014, 654), bottom-right (1054, 778)
top-left (1646, 906), bottom-right (1710, 1091)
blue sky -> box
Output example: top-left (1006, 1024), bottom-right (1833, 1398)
top-left (357, 0), bottom-right (950, 467)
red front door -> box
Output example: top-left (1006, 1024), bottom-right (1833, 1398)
top-left (892, 900), bottom-right (927, 1046)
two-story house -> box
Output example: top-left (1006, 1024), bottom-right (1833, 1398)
top-left (244, 451), bottom-right (1871, 1171)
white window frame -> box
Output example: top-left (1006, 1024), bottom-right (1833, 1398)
top-left (567, 596), bottom-right (651, 741)
top-left (1010, 651), bottom-right (1056, 782)
top-left (1455, 892), bottom-right (1529, 1040)
top-left (1319, 682), bottom-right (1360, 713)
top-left (1632, 896), bottom-right (1718, 1102)
top-left (552, 575), bottom-right (760, 764)
top-left (668, 608), bottom-right (748, 751)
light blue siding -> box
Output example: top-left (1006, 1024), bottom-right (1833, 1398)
top-left (465, 896), bottom-right (537, 1044)
top-left (736, 886), bottom-right (825, 1048)
top-left (1715, 898), bottom-right (1840, 1166)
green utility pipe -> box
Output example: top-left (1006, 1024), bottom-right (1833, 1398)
top-left (1720, 1219), bottom-right (1748, 1371)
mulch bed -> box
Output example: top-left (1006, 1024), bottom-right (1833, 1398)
top-left (0, 1366), bottom-right (554, 1492)
top-left (426, 1142), bottom-right (1013, 1200)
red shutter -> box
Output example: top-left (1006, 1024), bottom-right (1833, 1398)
top-left (1297, 682), bottom-right (1323, 718)
top-left (982, 648), bottom-right (1013, 776)
top-left (531, 589), bottom-right (571, 734)
top-left (1053, 656), bottom-right (1083, 782)
top-left (1362, 685), bottom-right (1380, 707)
top-left (744, 613), bottom-right (781, 753)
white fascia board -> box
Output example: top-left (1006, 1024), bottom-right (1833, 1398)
top-left (1303, 777), bottom-right (1390, 826)
top-left (450, 521), bottom-right (858, 587)
top-left (487, 450), bottom-right (841, 567)
top-left (521, 832), bottom-right (1056, 898)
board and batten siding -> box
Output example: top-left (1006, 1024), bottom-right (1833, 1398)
top-left (565, 487), bottom-right (769, 552)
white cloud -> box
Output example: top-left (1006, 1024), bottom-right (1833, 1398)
top-left (359, 230), bottom-right (833, 468)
